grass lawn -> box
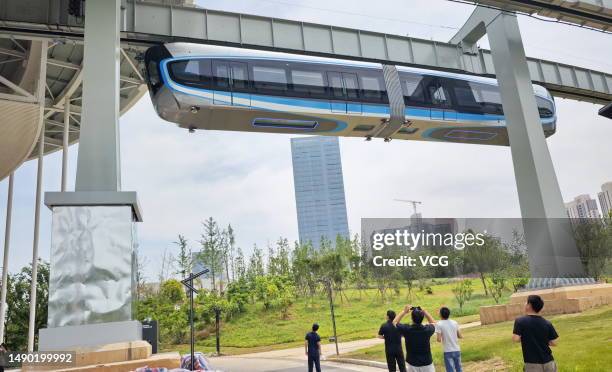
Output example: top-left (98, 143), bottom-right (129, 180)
top-left (344, 305), bottom-right (612, 372)
top-left (161, 279), bottom-right (508, 354)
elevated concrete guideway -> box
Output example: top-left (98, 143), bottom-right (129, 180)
top-left (462, 0), bottom-right (612, 32)
top-left (1, 0), bottom-right (611, 105)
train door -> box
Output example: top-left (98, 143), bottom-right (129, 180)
top-left (327, 71), bottom-right (362, 114)
top-left (229, 62), bottom-right (250, 107)
top-left (440, 78), bottom-right (457, 121)
top-left (343, 72), bottom-right (362, 114)
top-left (212, 60), bottom-right (250, 107)
top-left (328, 72), bottom-right (346, 113)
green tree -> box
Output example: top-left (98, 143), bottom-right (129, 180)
top-left (219, 227), bottom-right (231, 287)
top-left (487, 272), bottom-right (507, 304)
top-left (276, 237), bottom-right (291, 277)
top-left (254, 275), bottom-right (278, 310)
top-left (274, 288), bottom-right (294, 320)
top-left (247, 244), bottom-right (265, 280)
top-left (173, 234), bottom-right (192, 279)
top-left (292, 241), bottom-right (318, 297)
top-left (226, 278), bottom-right (250, 313)
top-left (452, 279), bottom-right (474, 314)
top-left (464, 232), bottom-right (505, 296)
top-left (160, 279), bottom-right (185, 304)
top-left (136, 295), bottom-right (188, 344)
top-left (573, 218), bottom-right (612, 280)
top-left (319, 250), bottom-right (350, 303)
top-left (227, 224), bottom-right (237, 281)
top-left (200, 217), bottom-right (224, 293)
top-left (504, 230), bottom-right (530, 292)
top-left (347, 236), bottom-right (369, 299)
top-left (267, 243), bottom-right (279, 276)
top-left (234, 247), bottom-right (246, 280)
top-left (197, 290), bottom-right (239, 324)
top-left (5, 260), bottom-right (49, 350)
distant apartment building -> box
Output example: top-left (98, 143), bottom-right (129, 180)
top-left (598, 182), bottom-right (612, 218)
top-left (291, 136), bottom-right (349, 248)
top-left (565, 194), bottom-right (600, 223)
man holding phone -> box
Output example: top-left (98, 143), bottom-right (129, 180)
top-left (393, 304), bottom-right (437, 372)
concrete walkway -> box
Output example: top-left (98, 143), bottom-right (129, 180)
top-left (209, 321), bottom-right (481, 371)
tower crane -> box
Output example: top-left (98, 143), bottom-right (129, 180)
top-left (393, 199), bottom-right (422, 215)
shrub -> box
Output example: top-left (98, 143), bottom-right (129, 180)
top-left (160, 279), bottom-right (186, 304)
top-left (452, 279), bottom-right (474, 314)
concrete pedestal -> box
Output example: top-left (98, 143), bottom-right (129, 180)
top-left (479, 283), bottom-right (612, 325)
top-left (39, 321), bottom-right (142, 351)
top-left (39, 191), bottom-right (143, 350)
top-left (27, 340), bottom-right (181, 372)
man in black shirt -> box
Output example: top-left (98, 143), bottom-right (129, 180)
top-left (393, 304), bottom-right (436, 372)
top-left (305, 323), bottom-right (322, 372)
top-left (512, 295), bottom-right (559, 372)
top-left (378, 310), bottom-right (406, 372)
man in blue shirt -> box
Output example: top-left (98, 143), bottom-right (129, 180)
top-left (305, 323), bottom-right (322, 372)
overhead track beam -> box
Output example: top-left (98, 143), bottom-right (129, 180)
top-left (456, 0), bottom-right (612, 32)
top-left (0, 0), bottom-right (610, 104)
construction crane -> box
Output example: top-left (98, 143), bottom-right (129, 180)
top-left (393, 199), bottom-right (422, 216)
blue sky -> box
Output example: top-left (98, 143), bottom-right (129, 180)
top-left (1, 0), bottom-right (611, 281)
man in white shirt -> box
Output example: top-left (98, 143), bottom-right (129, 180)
top-left (435, 307), bottom-right (463, 372)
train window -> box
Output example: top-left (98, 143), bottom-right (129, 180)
top-left (291, 69), bottom-right (326, 96)
top-left (453, 80), bottom-right (503, 115)
top-left (169, 59), bottom-right (211, 88)
top-left (212, 61), bottom-right (249, 91)
top-left (213, 63), bottom-right (230, 89)
top-left (359, 73), bottom-right (386, 102)
top-left (252, 65), bottom-right (288, 92)
top-left (343, 73), bottom-right (359, 100)
top-left (536, 96), bottom-right (554, 118)
top-left (230, 63), bottom-right (249, 91)
top-left (328, 72), bottom-right (344, 99)
top-left (472, 82), bottom-right (503, 115)
top-left (400, 73), bottom-right (427, 105)
top-left (453, 86), bottom-right (480, 110)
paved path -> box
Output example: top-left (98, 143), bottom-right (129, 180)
top-left (209, 356), bottom-right (383, 372)
top-left (208, 321), bottom-right (481, 371)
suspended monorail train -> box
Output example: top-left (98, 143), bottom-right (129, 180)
top-left (144, 43), bottom-right (556, 145)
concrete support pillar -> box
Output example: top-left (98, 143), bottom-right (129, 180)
top-left (75, 0), bottom-right (122, 192)
top-left (487, 12), bottom-right (585, 282)
top-left (451, 8), bottom-right (586, 284)
top-left (40, 0), bottom-right (143, 350)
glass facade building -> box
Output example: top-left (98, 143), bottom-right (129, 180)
top-left (291, 136), bottom-right (349, 248)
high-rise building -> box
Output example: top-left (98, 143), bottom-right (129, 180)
top-left (565, 194), bottom-right (600, 223)
top-left (598, 182), bottom-right (612, 218)
top-left (291, 136), bottom-right (349, 248)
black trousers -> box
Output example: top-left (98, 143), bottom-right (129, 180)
top-left (385, 349), bottom-right (407, 372)
top-left (308, 354), bottom-right (321, 372)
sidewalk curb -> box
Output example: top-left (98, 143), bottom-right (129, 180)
top-left (327, 357), bottom-right (387, 369)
